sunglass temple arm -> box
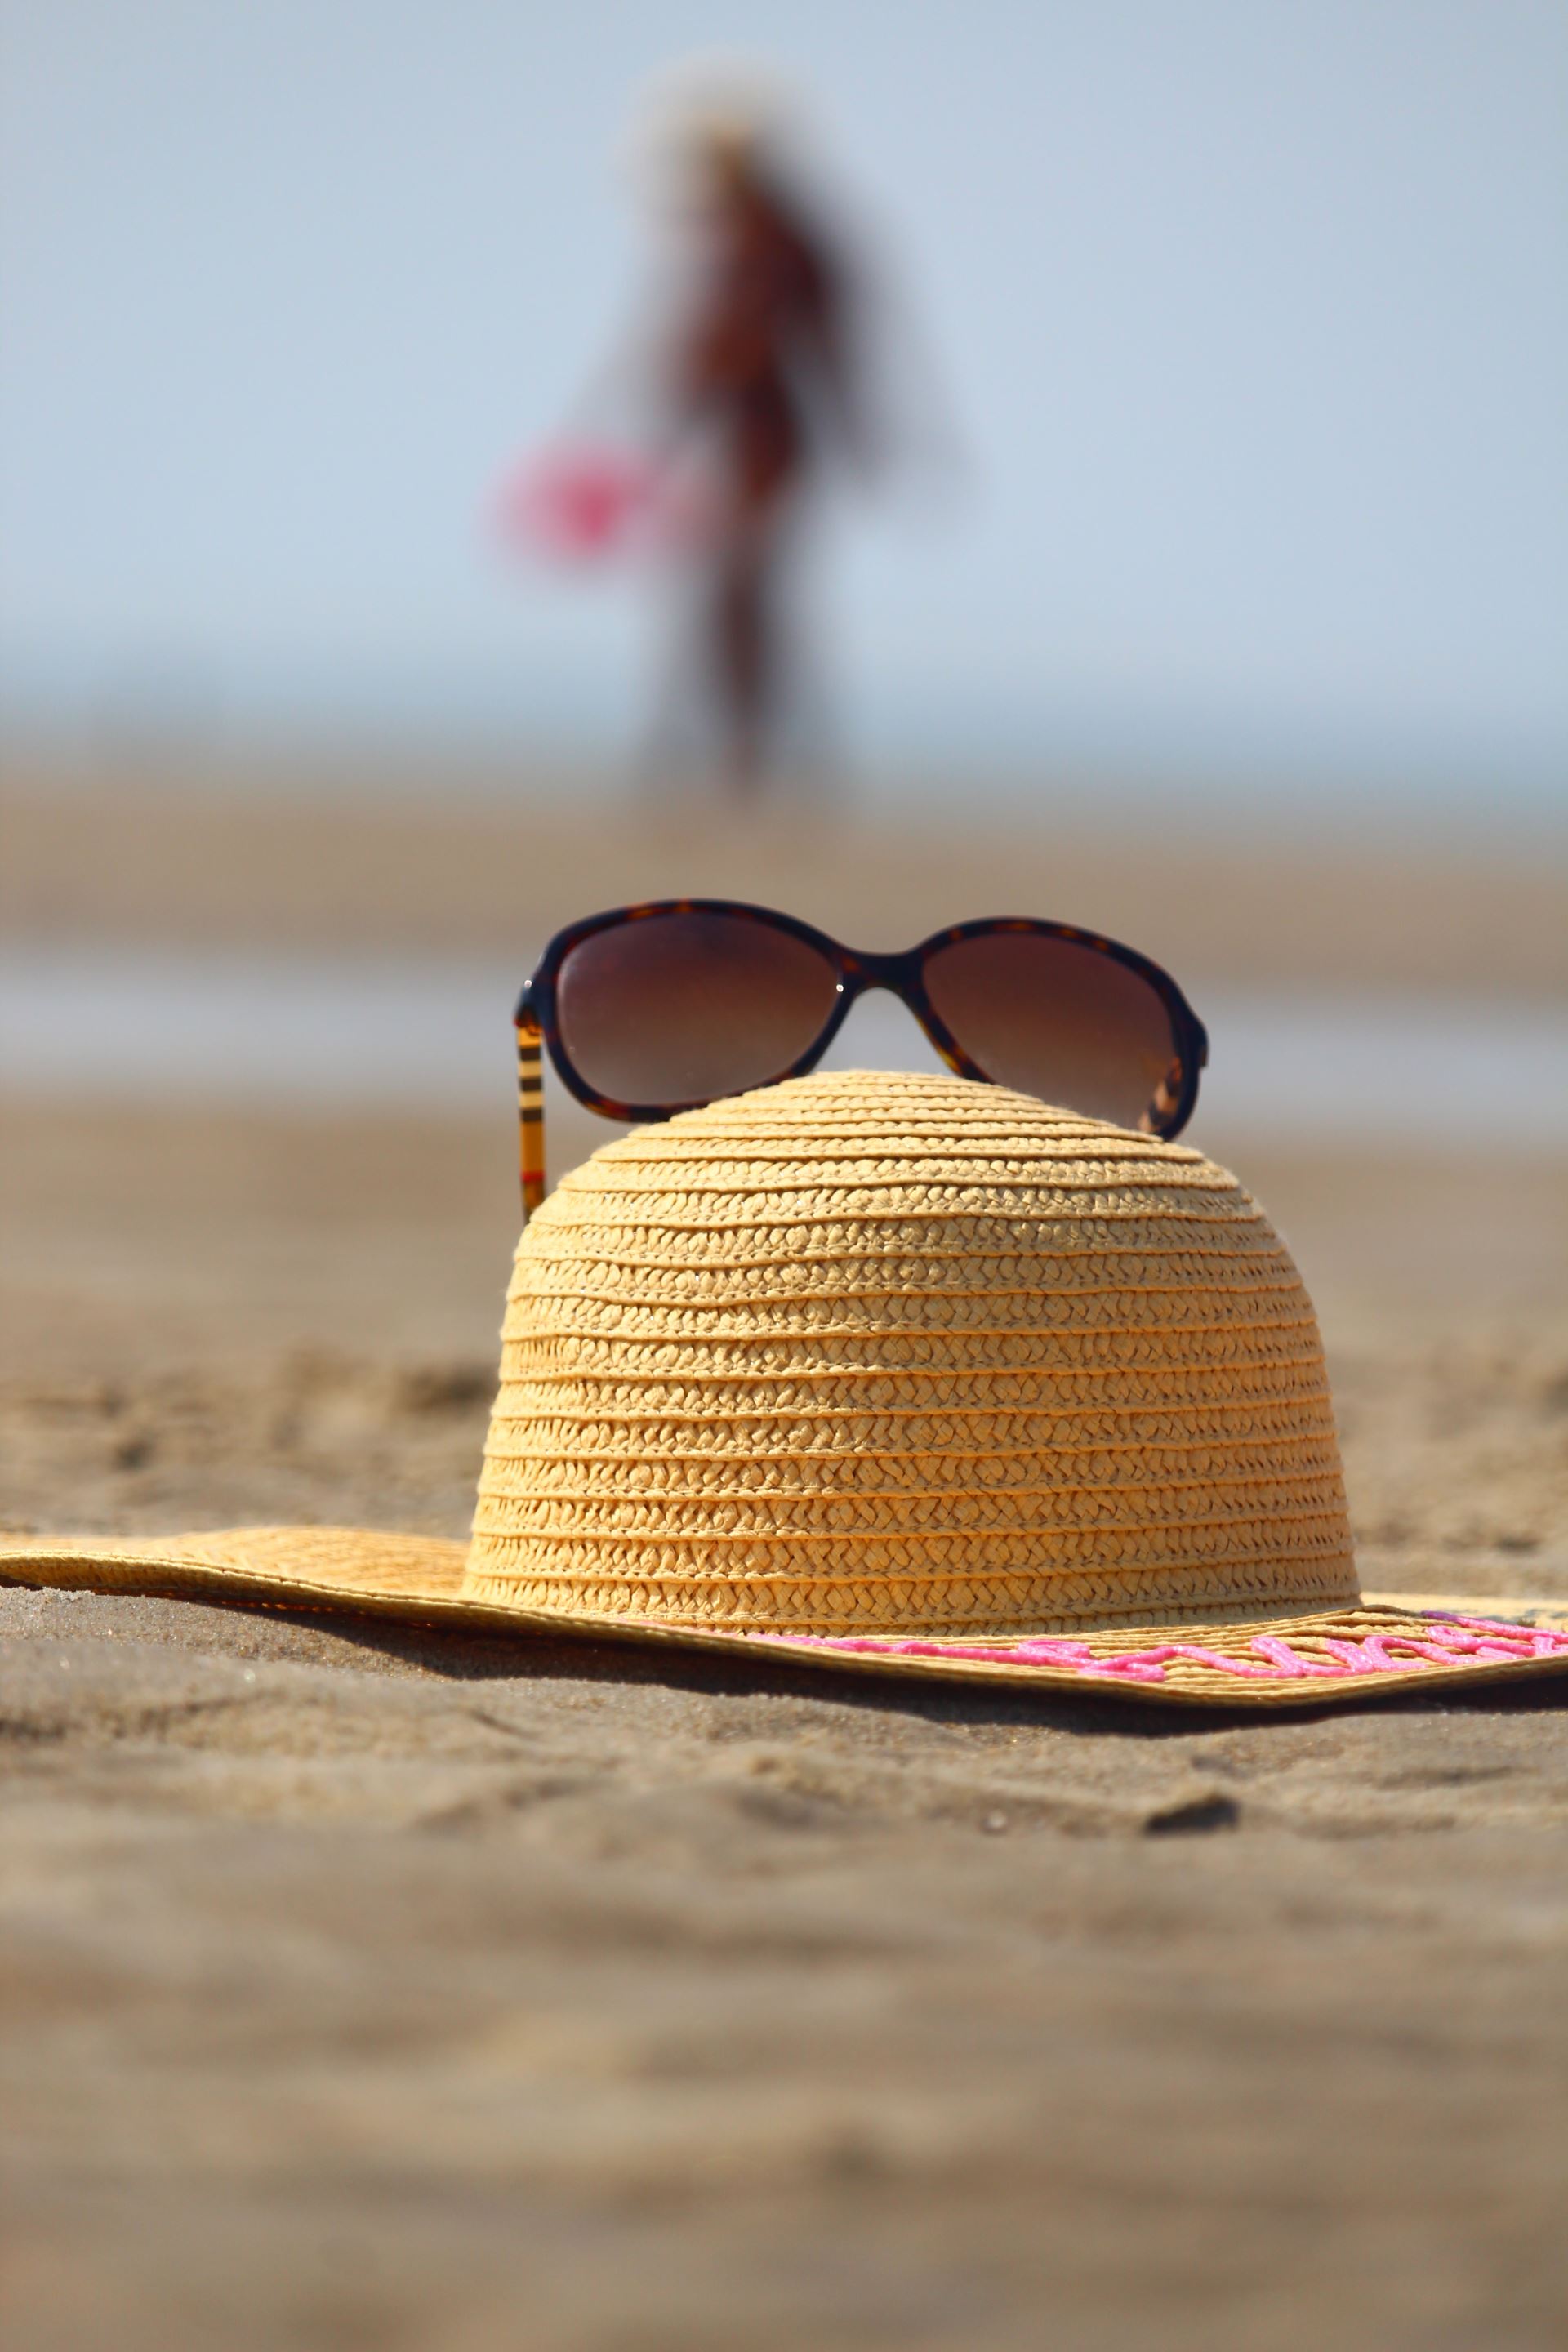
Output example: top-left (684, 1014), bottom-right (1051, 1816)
top-left (515, 1014), bottom-right (547, 1222)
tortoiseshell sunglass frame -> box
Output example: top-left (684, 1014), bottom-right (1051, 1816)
top-left (513, 899), bottom-right (1209, 1218)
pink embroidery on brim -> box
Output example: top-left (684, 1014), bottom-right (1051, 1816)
top-left (742, 1614), bottom-right (1568, 1687)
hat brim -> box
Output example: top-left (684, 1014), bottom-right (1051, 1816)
top-left (4, 1527), bottom-right (1567, 1709)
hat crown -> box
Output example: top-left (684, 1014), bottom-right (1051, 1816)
top-left (466, 1070), bottom-right (1355, 1634)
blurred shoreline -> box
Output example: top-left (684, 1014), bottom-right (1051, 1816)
top-left (6, 751), bottom-right (1566, 1001)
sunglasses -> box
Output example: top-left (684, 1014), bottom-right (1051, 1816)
top-left (513, 899), bottom-right (1208, 1214)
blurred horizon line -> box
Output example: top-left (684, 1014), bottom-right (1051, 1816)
top-left (3, 659), bottom-right (1564, 840)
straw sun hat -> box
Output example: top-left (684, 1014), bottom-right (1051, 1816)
top-left (5, 1071), bottom-right (1566, 1709)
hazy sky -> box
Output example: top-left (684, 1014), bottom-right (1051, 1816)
top-left (3, 0), bottom-right (1566, 791)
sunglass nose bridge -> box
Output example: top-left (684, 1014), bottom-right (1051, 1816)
top-left (820, 952), bottom-right (961, 1079)
top-left (838, 945), bottom-right (920, 992)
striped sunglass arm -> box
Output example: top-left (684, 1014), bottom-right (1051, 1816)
top-left (515, 1016), bottom-right (546, 1220)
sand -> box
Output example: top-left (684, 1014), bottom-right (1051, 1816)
top-left (3, 774), bottom-right (1568, 2349)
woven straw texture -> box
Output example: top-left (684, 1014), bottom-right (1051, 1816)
top-left (466, 1070), bottom-right (1358, 1635)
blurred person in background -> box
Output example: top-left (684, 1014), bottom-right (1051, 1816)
top-left (508, 74), bottom-right (949, 799)
top-left (661, 102), bottom-right (875, 795)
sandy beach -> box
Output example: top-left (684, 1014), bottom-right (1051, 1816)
top-left (4, 772), bottom-right (1568, 2349)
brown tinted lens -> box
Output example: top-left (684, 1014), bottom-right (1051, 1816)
top-left (557, 911), bottom-right (840, 1107)
top-left (923, 931), bottom-right (1184, 1132)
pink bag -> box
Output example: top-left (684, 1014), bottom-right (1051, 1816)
top-left (494, 445), bottom-right (699, 563)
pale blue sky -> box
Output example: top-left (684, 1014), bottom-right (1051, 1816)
top-left (3, 0), bottom-right (1566, 800)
